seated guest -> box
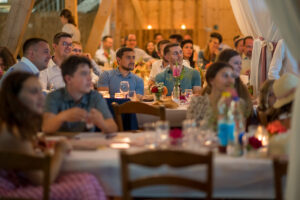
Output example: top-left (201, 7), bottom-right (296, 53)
top-left (154, 33), bottom-right (164, 45)
top-left (71, 41), bottom-right (101, 87)
top-left (149, 40), bottom-right (170, 84)
top-left (43, 55), bottom-right (117, 133)
top-left (233, 35), bottom-right (244, 55)
top-left (187, 62), bottom-right (236, 130)
top-left (39, 32), bottom-right (72, 90)
top-left (145, 41), bottom-right (159, 59)
top-left (94, 35), bottom-right (116, 66)
top-left (125, 34), bottom-right (152, 62)
top-left (155, 43), bottom-right (201, 96)
top-left (0, 38), bottom-right (51, 86)
top-left (0, 72), bottom-right (106, 199)
top-left (0, 46), bottom-right (16, 79)
top-left (270, 73), bottom-right (299, 129)
top-left (183, 34), bottom-right (200, 55)
top-left (198, 32), bottom-right (222, 69)
top-left (98, 47), bottom-right (144, 99)
top-left (217, 49), bottom-right (253, 118)
top-left (241, 36), bottom-right (253, 75)
top-left (169, 34), bottom-right (183, 44)
top-left (181, 39), bottom-right (196, 68)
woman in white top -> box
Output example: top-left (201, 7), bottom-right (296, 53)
top-left (60, 9), bottom-right (81, 42)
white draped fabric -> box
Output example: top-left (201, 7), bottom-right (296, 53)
top-left (264, 1), bottom-right (300, 199)
top-left (230, 0), bottom-right (283, 95)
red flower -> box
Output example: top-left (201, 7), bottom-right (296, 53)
top-left (180, 95), bottom-right (186, 100)
top-left (267, 120), bottom-right (287, 135)
top-left (248, 136), bottom-right (262, 149)
top-left (151, 86), bottom-right (158, 93)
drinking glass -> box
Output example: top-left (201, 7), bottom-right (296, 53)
top-left (185, 89), bottom-right (193, 103)
top-left (143, 122), bottom-right (156, 148)
top-left (182, 119), bottom-right (197, 148)
top-left (128, 90), bottom-right (136, 101)
top-left (120, 81), bottom-right (130, 98)
top-left (155, 120), bottom-right (170, 148)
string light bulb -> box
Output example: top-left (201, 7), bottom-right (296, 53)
top-left (181, 24), bottom-right (186, 30)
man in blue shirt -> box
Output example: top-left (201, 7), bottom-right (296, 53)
top-left (0, 38), bottom-right (51, 86)
top-left (155, 43), bottom-right (201, 96)
top-left (98, 47), bottom-right (144, 99)
top-left (43, 55), bottom-right (117, 133)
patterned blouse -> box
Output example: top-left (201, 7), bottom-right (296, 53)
top-left (187, 95), bottom-right (218, 131)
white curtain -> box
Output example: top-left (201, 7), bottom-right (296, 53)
top-left (265, 1), bottom-right (300, 199)
top-left (230, 0), bottom-right (281, 95)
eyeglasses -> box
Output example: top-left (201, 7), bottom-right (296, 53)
top-left (62, 42), bottom-right (73, 48)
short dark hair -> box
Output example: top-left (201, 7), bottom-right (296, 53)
top-left (243, 36), bottom-right (253, 45)
top-left (210, 32), bottom-right (223, 44)
top-left (102, 35), bottom-right (112, 42)
top-left (180, 40), bottom-right (193, 49)
top-left (22, 38), bottom-right (48, 55)
top-left (163, 43), bottom-right (180, 56)
top-left (116, 47), bottom-right (134, 58)
top-left (53, 32), bottom-right (72, 44)
top-left (217, 49), bottom-right (240, 63)
top-left (205, 62), bottom-right (233, 87)
top-left (157, 40), bottom-right (170, 52)
top-left (169, 34), bottom-right (183, 43)
top-left (61, 55), bottom-right (92, 83)
top-left (154, 33), bottom-right (163, 40)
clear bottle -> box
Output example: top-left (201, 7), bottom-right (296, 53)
top-left (217, 92), bottom-right (235, 153)
top-left (227, 97), bottom-right (244, 156)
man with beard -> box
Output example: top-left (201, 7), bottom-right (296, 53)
top-left (98, 48), bottom-right (144, 99)
top-left (39, 32), bottom-right (72, 90)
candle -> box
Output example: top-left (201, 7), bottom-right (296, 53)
top-left (255, 126), bottom-right (269, 146)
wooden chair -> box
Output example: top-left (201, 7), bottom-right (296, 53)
top-left (112, 101), bottom-right (166, 131)
top-left (0, 151), bottom-right (51, 200)
top-left (120, 150), bottom-right (213, 200)
top-left (273, 158), bottom-right (288, 200)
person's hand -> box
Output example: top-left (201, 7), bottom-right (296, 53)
top-left (86, 108), bottom-right (104, 125)
top-left (60, 107), bottom-right (88, 122)
top-left (84, 53), bottom-right (92, 60)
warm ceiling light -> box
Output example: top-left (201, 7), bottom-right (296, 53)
top-left (147, 25), bottom-right (152, 30)
top-left (181, 24), bottom-right (186, 30)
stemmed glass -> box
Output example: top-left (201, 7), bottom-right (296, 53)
top-left (185, 89), bottom-right (193, 103)
top-left (120, 81), bottom-right (130, 98)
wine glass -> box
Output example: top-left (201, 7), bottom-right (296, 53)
top-left (185, 89), bottom-right (193, 103)
top-left (120, 81), bottom-right (130, 98)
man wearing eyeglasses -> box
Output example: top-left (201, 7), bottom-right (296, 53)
top-left (39, 32), bottom-right (72, 91)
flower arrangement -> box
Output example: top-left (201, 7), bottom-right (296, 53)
top-left (132, 59), bottom-right (150, 79)
top-left (150, 82), bottom-right (167, 101)
top-left (266, 120), bottom-right (287, 136)
top-left (169, 128), bottom-right (183, 146)
top-left (173, 62), bottom-right (184, 87)
top-left (247, 136), bottom-right (262, 150)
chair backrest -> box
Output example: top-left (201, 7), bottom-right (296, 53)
top-left (112, 101), bottom-right (166, 131)
top-left (0, 151), bottom-right (51, 200)
top-left (120, 150), bottom-right (213, 200)
top-left (273, 158), bottom-right (288, 200)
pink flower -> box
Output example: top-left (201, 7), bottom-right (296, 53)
top-left (169, 128), bottom-right (183, 139)
top-left (173, 66), bottom-right (181, 77)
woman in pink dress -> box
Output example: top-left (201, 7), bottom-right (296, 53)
top-left (0, 72), bottom-right (106, 200)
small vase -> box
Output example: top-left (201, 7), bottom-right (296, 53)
top-left (172, 85), bottom-right (180, 101)
top-left (153, 93), bottom-right (162, 101)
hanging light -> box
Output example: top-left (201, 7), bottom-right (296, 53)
top-left (147, 25), bottom-right (152, 30)
top-left (181, 24), bottom-right (186, 30)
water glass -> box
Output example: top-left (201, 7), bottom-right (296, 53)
top-left (143, 122), bottom-right (156, 148)
top-left (185, 89), bottom-right (193, 103)
top-left (182, 119), bottom-right (197, 148)
top-left (155, 120), bottom-right (170, 148)
top-left (120, 81), bottom-right (130, 97)
top-left (128, 90), bottom-right (136, 101)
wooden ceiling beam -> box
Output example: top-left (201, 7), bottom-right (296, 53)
top-left (130, 0), bottom-right (147, 29)
top-left (85, 0), bottom-right (114, 55)
top-left (65, 0), bottom-right (78, 27)
top-left (0, 0), bottom-right (35, 57)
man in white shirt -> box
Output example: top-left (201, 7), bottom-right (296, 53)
top-left (94, 35), bottom-right (116, 66)
top-left (0, 38), bottom-right (51, 86)
top-left (241, 36), bottom-right (253, 75)
top-left (268, 39), bottom-right (299, 79)
top-left (39, 32), bottom-right (72, 90)
top-left (149, 40), bottom-right (170, 85)
top-left (125, 34), bottom-right (153, 62)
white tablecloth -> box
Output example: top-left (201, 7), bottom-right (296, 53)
top-left (61, 133), bottom-right (275, 199)
top-left (136, 105), bottom-right (188, 128)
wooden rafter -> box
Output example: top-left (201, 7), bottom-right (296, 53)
top-left (130, 0), bottom-right (147, 29)
top-left (0, 0), bottom-right (35, 57)
top-left (65, 0), bottom-right (78, 27)
top-left (85, 0), bottom-right (114, 55)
